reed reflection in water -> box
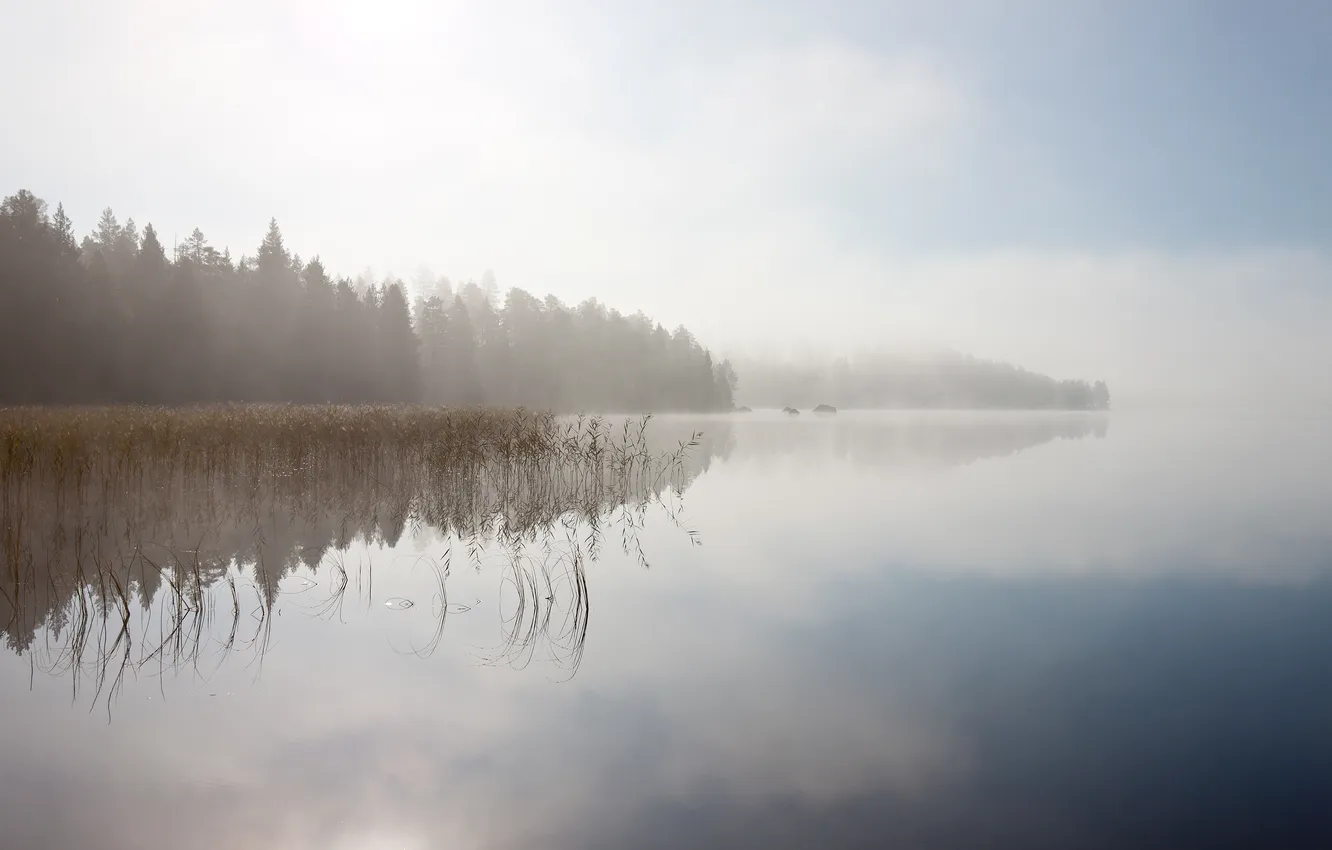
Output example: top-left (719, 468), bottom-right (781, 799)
top-left (1, 407), bottom-right (1108, 720)
top-left (0, 406), bottom-right (709, 716)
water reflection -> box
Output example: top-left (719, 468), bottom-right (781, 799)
top-left (0, 416), bottom-right (714, 713)
top-left (555, 570), bottom-right (1332, 850)
top-left (12, 413), bottom-right (1329, 849)
top-left (701, 409), bottom-right (1108, 467)
top-left (1, 411), bottom-right (1105, 707)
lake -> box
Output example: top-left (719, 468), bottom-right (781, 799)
top-left (3, 410), bottom-right (1332, 849)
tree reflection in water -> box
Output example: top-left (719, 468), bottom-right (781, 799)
top-left (0, 407), bottom-right (708, 717)
top-left (1, 407), bottom-right (1105, 718)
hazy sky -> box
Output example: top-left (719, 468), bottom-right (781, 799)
top-left (3, 0), bottom-right (1330, 405)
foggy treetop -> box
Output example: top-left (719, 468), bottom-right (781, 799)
top-left (733, 354), bottom-right (1110, 411)
top-left (0, 189), bottom-right (1107, 411)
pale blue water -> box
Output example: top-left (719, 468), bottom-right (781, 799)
top-left (2, 411), bottom-right (1331, 849)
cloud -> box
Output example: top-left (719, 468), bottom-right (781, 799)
top-left (667, 43), bottom-right (971, 185)
top-left (0, 1), bottom-right (974, 299)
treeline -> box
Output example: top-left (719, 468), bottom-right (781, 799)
top-left (412, 276), bottom-right (736, 411)
top-left (733, 353), bottom-right (1110, 410)
top-left (0, 189), bottom-right (736, 411)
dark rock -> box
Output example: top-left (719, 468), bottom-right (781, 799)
top-left (813, 404), bottom-right (837, 414)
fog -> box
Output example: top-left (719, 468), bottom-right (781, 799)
top-left (3, 0), bottom-right (1329, 409)
top-left (8, 5), bottom-right (1332, 846)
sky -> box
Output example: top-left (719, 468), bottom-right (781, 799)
top-left (2, 0), bottom-right (1330, 406)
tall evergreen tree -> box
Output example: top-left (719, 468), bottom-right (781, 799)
top-left (93, 207), bottom-right (120, 254)
top-left (50, 203), bottom-right (77, 258)
top-left (378, 283), bottom-right (420, 403)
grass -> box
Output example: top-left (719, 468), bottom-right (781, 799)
top-left (0, 404), bottom-right (704, 717)
top-left (0, 404), bottom-right (662, 476)
top-left (0, 405), bottom-right (694, 539)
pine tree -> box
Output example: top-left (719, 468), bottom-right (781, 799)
top-left (51, 203), bottom-right (78, 258)
top-left (94, 207), bottom-right (120, 252)
top-left (256, 218), bottom-right (288, 274)
top-left (380, 283), bottom-right (420, 402)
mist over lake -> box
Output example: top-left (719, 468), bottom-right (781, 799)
top-left (6, 1), bottom-right (1332, 847)
top-left (4, 410), bottom-right (1331, 849)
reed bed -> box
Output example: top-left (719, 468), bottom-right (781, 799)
top-left (0, 406), bottom-right (694, 578)
top-left (0, 404), bottom-right (703, 716)
top-left (0, 404), bottom-right (666, 481)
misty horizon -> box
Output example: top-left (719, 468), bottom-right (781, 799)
top-left (6, 2), bottom-right (1331, 410)
top-left (1, 188), bottom-right (1111, 412)
top-left (8, 192), bottom-right (1319, 410)
top-left (4, 3), bottom-right (1332, 849)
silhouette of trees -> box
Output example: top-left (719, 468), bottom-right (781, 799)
top-left (378, 281), bottom-right (421, 402)
top-left (0, 189), bottom-right (733, 411)
top-left (734, 352), bottom-right (1111, 411)
top-left (1092, 380), bottom-right (1111, 411)
top-left (405, 290), bottom-right (738, 411)
top-left (8, 188), bottom-right (1109, 413)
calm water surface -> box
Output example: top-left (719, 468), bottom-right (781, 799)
top-left (3, 411), bottom-right (1332, 849)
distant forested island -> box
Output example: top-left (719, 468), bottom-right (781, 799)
top-left (0, 189), bottom-right (1106, 411)
top-left (733, 354), bottom-right (1110, 411)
